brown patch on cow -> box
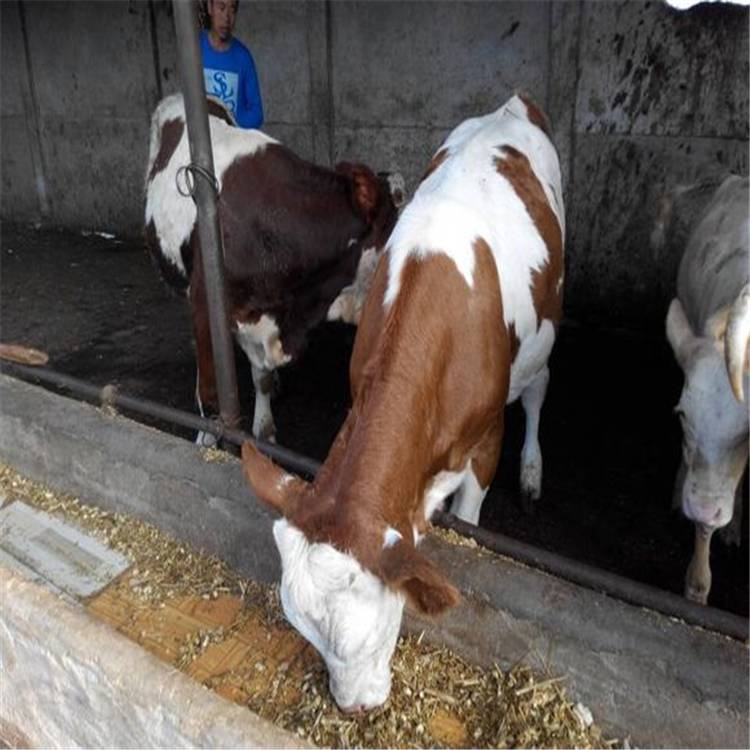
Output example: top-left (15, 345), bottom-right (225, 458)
top-left (506, 321), bottom-right (520, 364)
top-left (419, 148), bottom-right (450, 184)
top-left (494, 146), bottom-right (564, 326)
top-left (187, 254), bottom-right (218, 414)
top-left (148, 118), bottom-right (184, 182)
top-left (517, 92), bottom-right (553, 138)
top-left (286, 244), bottom-right (509, 589)
top-left (207, 97), bottom-right (236, 125)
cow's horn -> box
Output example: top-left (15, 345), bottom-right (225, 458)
top-left (725, 284), bottom-right (750, 402)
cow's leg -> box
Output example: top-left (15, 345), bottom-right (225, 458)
top-left (672, 457), bottom-right (687, 510)
top-left (451, 426), bottom-right (502, 526)
top-left (685, 523), bottom-right (715, 604)
top-left (190, 279), bottom-right (219, 447)
top-left (251, 364), bottom-right (276, 442)
top-left (519, 365), bottom-right (549, 511)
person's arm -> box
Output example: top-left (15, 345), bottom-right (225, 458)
top-left (238, 49), bottom-right (263, 129)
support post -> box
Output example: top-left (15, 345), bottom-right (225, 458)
top-left (172, 0), bottom-right (240, 430)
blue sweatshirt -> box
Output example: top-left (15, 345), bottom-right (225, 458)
top-left (200, 30), bottom-right (263, 129)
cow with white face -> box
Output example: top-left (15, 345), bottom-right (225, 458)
top-left (242, 93), bottom-right (564, 711)
top-left (664, 174), bottom-right (749, 604)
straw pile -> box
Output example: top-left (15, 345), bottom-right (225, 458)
top-left (0, 463), bottom-right (618, 749)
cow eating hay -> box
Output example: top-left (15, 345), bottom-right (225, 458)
top-left (242, 93), bottom-right (565, 711)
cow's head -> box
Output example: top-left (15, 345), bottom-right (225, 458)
top-left (666, 294), bottom-right (750, 529)
top-left (241, 441), bottom-right (458, 712)
top-left (327, 166), bottom-right (406, 325)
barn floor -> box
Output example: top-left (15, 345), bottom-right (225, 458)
top-left (1, 221), bottom-right (747, 617)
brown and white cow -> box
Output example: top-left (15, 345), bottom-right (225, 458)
top-left (241, 93), bottom-right (564, 711)
top-left (144, 94), bottom-right (403, 441)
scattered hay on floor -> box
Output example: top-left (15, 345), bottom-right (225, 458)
top-left (0, 463), bottom-right (618, 749)
top-left (200, 445), bottom-right (234, 464)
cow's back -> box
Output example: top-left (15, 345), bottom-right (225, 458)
top-left (677, 175), bottom-right (749, 334)
top-left (144, 94), bottom-right (277, 285)
top-left (387, 96), bottom-right (563, 341)
top-left (376, 96), bottom-right (563, 404)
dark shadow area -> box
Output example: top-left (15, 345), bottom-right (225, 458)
top-left (1, 222), bottom-right (747, 617)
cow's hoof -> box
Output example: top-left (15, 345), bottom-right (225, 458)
top-left (196, 430), bottom-right (218, 448)
top-left (685, 584), bottom-right (709, 605)
top-left (685, 573), bottom-right (710, 604)
top-left (520, 459), bottom-right (542, 507)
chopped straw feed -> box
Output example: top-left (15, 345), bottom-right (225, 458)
top-left (0, 463), bottom-right (618, 749)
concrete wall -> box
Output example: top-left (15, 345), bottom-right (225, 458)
top-left (1, 0), bottom-right (747, 329)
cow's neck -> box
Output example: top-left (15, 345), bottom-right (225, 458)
top-left (303, 247), bottom-right (508, 569)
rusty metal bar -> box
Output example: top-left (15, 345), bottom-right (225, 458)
top-left (433, 510), bottom-right (748, 642)
top-left (172, 0), bottom-right (240, 431)
top-left (1, 362), bottom-right (320, 479)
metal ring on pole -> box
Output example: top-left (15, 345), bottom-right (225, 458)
top-left (176, 163), bottom-right (220, 200)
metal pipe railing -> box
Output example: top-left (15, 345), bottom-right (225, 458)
top-left (173, 0), bottom-right (241, 432)
top-left (433, 510), bottom-right (748, 642)
top-left (1, 362), bottom-right (747, 641)
top-left (0, 362), bottom-right (320, 479)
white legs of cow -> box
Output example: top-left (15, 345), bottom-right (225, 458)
top-left (684, 523), bottom-right (715, 604)
top-left (192, 360), bottom-right (276, 445)
top-left (520, 366), bottom-right (549, 509)
top-left (195, 373), bottom-right (218, 448)
top-left (450, 465), bottom-right (489, 526)
top-left (251, 364), bottom-right (276, 441)
top-left (448, 366), bottom-right (550, 525)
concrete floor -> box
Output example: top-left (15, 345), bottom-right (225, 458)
top-left (1, 221), bottom-right (747, 616)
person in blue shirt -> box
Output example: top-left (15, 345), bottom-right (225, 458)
top-left (200, 0), bottom-right (263, 129)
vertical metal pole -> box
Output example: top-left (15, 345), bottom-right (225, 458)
top-left (173, 0), bottom-right (240, 430)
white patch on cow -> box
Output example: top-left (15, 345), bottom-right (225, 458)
top-left (145, 93), bottom-right (278, 277)
top-left (450, 463), bottom-right (488, 526)
top-left (235, 315), bottom-right (291, 371)
top-left (412, 525), bottom-right (422, 545)
top-left (194, 371), bottom-right (218, 447)
top-left (508, 319), bottom-right (556, 404)
top-left (519, 366), bottom-right (550, 500)
top-left (251, 364), bottom-right (276, 440)
top-left (273, 519), bottom-right (404, 711)
top-left (423, 469), bottom-right (468, 521)
top-left (384, 95), bottom-right (564, 348)
top-left (327, 246), bottom-right (380, 325)
top-left (382, 527), bottom-right (402, 549)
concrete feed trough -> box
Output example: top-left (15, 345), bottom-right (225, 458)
top-left (0, 374), bottom-right (747, 748)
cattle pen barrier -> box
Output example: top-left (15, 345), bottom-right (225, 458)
top-left (2, 360), bottom-right (747, 643)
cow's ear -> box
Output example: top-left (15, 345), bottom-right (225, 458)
top-left (337, 162), bottom-right (380, 223)
top-left (666, 298), bottom-right (698, 369)
top-left (379, 541), bottom-right (460, 616)
top-left (241, 441), bottom-right (308, 516)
